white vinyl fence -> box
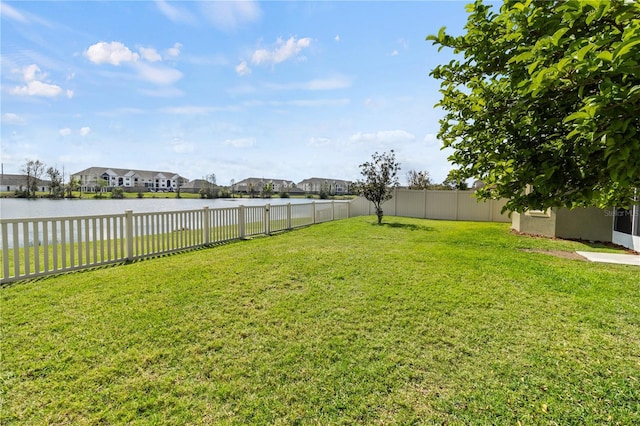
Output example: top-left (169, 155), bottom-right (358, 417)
top-left (0, 201), bottom-right (349, 284)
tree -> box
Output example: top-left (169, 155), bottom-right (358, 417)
top-left (94, 178), bottom-right (108, 198)
top-left (428, 0), bottom-right (640, 212)
top-left (261, 181), bottom-right (273, 198)
top-left (46, 167), bottom-right (64, 199)
top-left (21, 159), bottom-right (46, 198)
top-left (351, 150), bottom-right (400, 224)
top-left (65, 176), bottom-right (80, 198)
top-left (199, 173), bottom-right (217, 199)
top-left (111, 187), bottom-right (125, 199)
top-left (406, 169), bottom-right (432, 190)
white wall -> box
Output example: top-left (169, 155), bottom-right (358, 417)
top-left (350, 188), bottom-right (510, 223)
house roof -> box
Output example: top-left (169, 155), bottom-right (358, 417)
top-left (234, 177), bottom-right (294, 186)
top-left (72, 167), bottom-right (186, 182)
top-left (0, 174), bottom-right (51, 186)
top-left (180, 179), bottom-right (210, 189)
top-left (297, 177), bottom-right (352, 185)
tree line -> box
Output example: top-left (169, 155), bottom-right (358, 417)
top-left (15, 159), bottom-right (80, 199)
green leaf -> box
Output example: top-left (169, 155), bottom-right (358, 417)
top-left (596, 50), bottom-right (613, 62)
top-left (551, 27), bottom-right (569, 46)
top-left (563, 111), bottom-right (590, 123)
top-left (575, 43), bottom-right (594, 61)
top-left (613, 36), bottom-right (640, 60)
top-left (508, 50), bottom-right (534, 64)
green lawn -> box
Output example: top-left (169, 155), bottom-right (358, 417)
top-left (2, 217), bottom-right (638, 425)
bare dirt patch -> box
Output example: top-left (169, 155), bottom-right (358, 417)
top-left (520, 249), bottom-right (587, 261)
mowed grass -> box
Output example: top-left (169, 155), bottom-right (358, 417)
top-left (2, 216), bottom-right (639, 425)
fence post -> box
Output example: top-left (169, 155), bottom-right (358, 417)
top-left (312, 201), bottom-right (317, 224)
top-left (265, 204), bottom-right (271, 235)
top-left (203, 206), bottom-right (210, 244)
top-left (394, 187), bottom-right (398, 216)
top-left (331, 201), bottom-right (335, 221)
top-left (287, 203), bottom-right (292, 229)
top-left (489, 199), bottom-right (494, 222)
top-left (125, 209), bottom-right (134, 261)
top-left (455, 190), bottom-right (459, 221)
top-left (238, 205), bottom-right (245, 239)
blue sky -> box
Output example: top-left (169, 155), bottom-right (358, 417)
top-left (1, 1), bottom-right (470, 186)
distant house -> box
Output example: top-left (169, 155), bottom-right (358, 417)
top-left (233, 178), bottom-right (295, 195)
top-left (0, 174), bottom-right (50, 193)
top-left (72, 167), bottom-right (188, 192)
top-left (180, 179), bottom-right (211, 194)
top-left (297, 178), bottom-right (352, 195)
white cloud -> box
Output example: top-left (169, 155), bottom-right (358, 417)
top-left (335, 35), bottom-right (340, 42)
top-left (350, 130), bottom-right (416, 144)
top-left (11, 80), bottom-right (63, 97)
top-left (251, 36), bottom-right (311, 66)
top-left (201, 1), bottom-right (261, 31)
top-left (166, 42), bottom-right (182, 58)
top-left (224, 137), bottom-right (256, 148)
top-left (85, 41), bottom-right (182, 85)
top-left (80, 127), bottom-right (91, 136)
top-left (0, 2), bottom-right (28, 23)
top-left (1, 113), bottom-right (26, 125)
top-left (85, 41), bottom-right (139, 65)
top-left (391, 50), bottom-right (399, 56)
top-left (132, 62), bottom-right (182, 85)
top-left (0, 2), bottom-right (53, 27)
top-left (139, 47), bottom-right (162, 62)
top-left (21, 64), bottom-right (44, 82)
top-left (423, 133), bottom-right (437, 144)
top-left (235, 60), bottom-right (251, 76)
top-left (155, 0), bottom-right (196, 24)
top-left (59, 128), bottom-right (72, 136)
top-left (10, 65), bottom-right (70, 98)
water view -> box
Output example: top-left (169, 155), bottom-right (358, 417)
top-left (0, 197), bottom-right (333, 220)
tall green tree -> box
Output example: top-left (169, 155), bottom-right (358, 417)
top-left (65, 176), bottom-right (80, 198)
top-left (21, 159), bottom-right (45, 198)
top-left (428, 0), bottom-right (640, 212)
top-left (352, 150), bottom-right (400, 224)
top-left (46, 167), bottom-right (64, 199)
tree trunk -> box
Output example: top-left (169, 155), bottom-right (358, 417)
top-left (375, 206), bottom-right (383, 224)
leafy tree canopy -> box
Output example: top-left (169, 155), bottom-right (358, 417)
top-left (406, 169), bottom-right (432, 190)
top-left (428, 0), bottom-right (640, 212)
top-left (352, 150), bottom-right (400, 224)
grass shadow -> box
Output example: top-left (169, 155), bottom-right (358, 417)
top-left (375, 221), bottom-right (437, 232)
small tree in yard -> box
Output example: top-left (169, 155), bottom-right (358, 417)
top-left (352, 150), bottom-right (400, 224)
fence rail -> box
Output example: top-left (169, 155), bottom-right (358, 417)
top-left (1, 202), bottom-right (348, 284)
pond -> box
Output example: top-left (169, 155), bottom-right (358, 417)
top-left (0, 197), bottom-right (332, 220)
